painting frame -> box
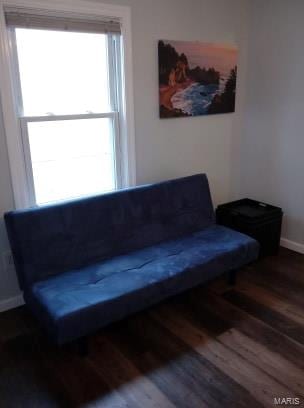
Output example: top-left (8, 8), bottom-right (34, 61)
top-left (158, 40), bottom-right (238, 119)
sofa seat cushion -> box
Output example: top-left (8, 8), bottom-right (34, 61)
top-left (26, 225), bottom-right (259, 344)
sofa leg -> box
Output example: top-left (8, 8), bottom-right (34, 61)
top-left (77, 337), bottom-right (89, 357)
top-left (228, 270), bottom-right (237, 285)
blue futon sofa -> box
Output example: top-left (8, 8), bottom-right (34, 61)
top-left (5, 174), bottom-right (259, 349)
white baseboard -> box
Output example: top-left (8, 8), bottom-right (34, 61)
top-left (0, 294), bottom-right (24, 313)
top-left (280, 237), bottom-right (304, 255)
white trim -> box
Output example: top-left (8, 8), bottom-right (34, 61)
top-left (107, 34), bottom-right (123, 189)
top-left (280, 238), bottom-right (304, 255)
top-left (21, 112), bottom-right (116, 122)
top-left (112, 109), bottom-right (123, 189)
top-left (0, 6), bottom-right (29, 207)
top-left (20, 118), bottom-right (36, 205)
top-left (119, 12), bottom-right (136, 187)
top-left (0, 293), bottom-right (24, 312)
top-left (0, 0), bottom-right (136, 209)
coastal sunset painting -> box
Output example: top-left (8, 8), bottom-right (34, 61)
top-left (159, 40), bottom-right (238, 118)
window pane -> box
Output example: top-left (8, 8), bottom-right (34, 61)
top-left (15, 29), bottom-right (111, 115)
top-left (27, 118), bottom-right (116, 204)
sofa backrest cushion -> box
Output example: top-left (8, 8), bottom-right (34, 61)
top-left (5, 174), bottom-right (214, 289)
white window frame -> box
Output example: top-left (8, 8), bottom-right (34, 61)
top-left (10, 30), bottom-right (123, 206)
top-left (0, 0), bottom-right (136, 209)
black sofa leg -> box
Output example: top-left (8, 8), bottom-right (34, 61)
top-left (228, 270), bottom-right (237, 285)
top-left (77, 337), bottom-right (89, 357)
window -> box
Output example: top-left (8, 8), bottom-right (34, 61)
top-left (4, 8), bottom-right (133, 206)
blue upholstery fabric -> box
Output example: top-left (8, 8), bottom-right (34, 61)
top-left (25, 225), bottom-right (258, 344)
top-left (5, 174), bottom-right (214, 290)
top-left (4, 174), bottom-right (259, 345)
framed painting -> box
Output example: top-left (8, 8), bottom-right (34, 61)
top-left (158, 40), bottom-right (238, 118)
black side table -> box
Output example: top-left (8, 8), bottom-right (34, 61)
top-left (216, 198), bottom-right (283, 257)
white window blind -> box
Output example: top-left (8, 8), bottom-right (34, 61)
top-left (5, 10), bottom-right (121, 34)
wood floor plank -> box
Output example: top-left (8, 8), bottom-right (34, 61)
top-left (41, 342), bottom-right (129, 408)
top-left (106, 321), bottom-right (209, 408)
top-left (218, 328), bottom-right (304, 398)
top-left (109, 314), bottom-right (263, 408)
top-left (244, 263), bottom-right (304, 309)
top-left (0, 306), bottom-right (36, 343)
top-left (151, 304), bottom-right (297, 408)
top-left (187, 289), bottom-right (304, 370)
top-left (0, 334), bottom-right (67, 408)
top-left (88, 334), bottom-right (175, 408)
top-left (223, 290), bottom-right (304, 345)
top-left (259, 249), bottom-right (304, 285)
top-left (234, 280), bottom-right (304, 326)
top-left (208, 271), bottom-right (304, 328)
top-left (279, 248), bottom-right (304, 274)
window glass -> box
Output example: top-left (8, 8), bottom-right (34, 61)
top-left (15, 28), bottom-right (111, 116)
top-left (27, 118), bottom-right (115, 204)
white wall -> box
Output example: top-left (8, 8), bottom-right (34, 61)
top-left (240, 0), bottom-right (304, 248)
top-left (103, 0), bottom-right (249, 204)
top-left (0, 0), bottom-right (249, 308)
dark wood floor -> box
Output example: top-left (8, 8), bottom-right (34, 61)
top-left (1, 247), bottom-right (304, 408)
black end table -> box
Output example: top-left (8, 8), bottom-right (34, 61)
top-left (216, 198), bottom-right (283, 257)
